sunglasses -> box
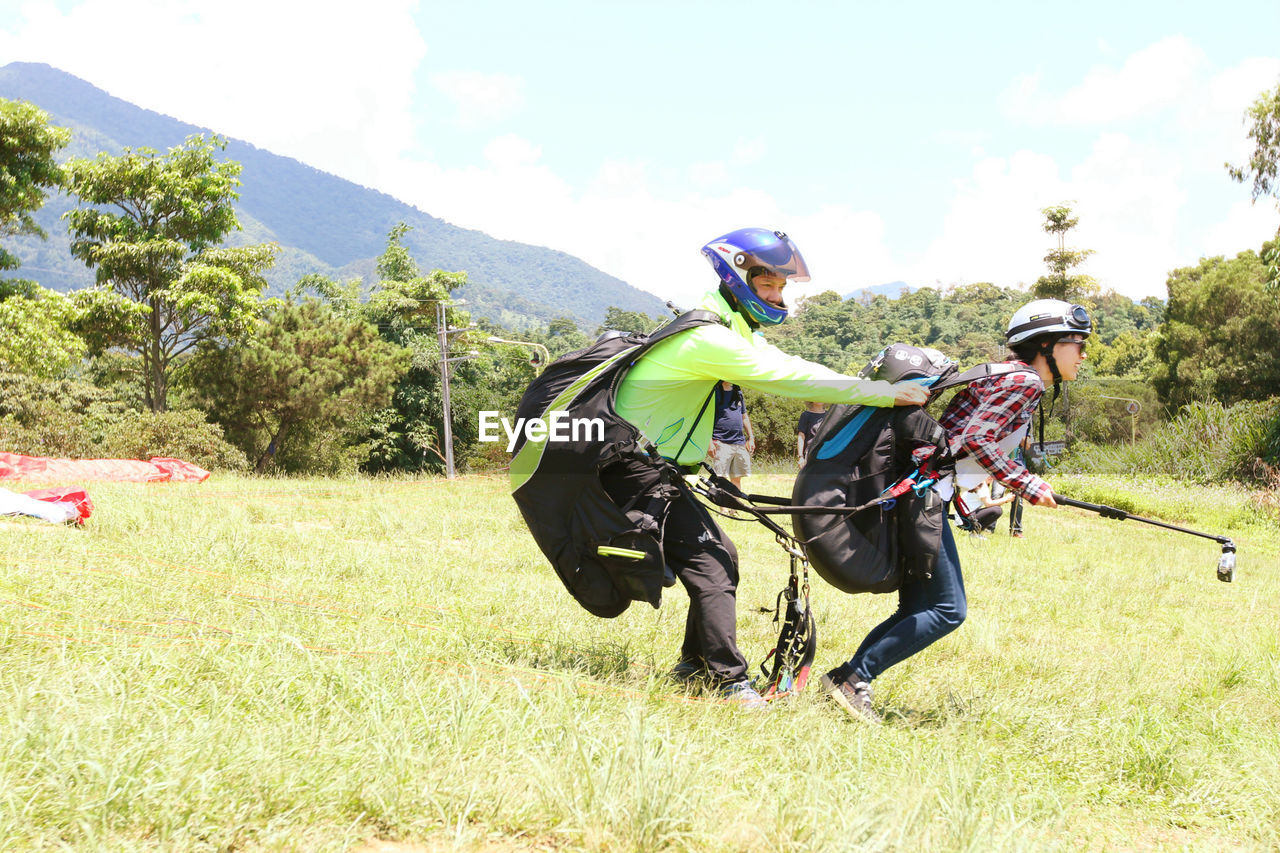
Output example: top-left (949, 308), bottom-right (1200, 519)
top-left (1057, 338), bottom-right (1087, 354)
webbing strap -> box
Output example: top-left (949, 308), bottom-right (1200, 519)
top-left (929, 362), bottom-right (1037, 396)
top-left (671, 384), bottom-right (718, 466)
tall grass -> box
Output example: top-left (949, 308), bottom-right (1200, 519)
top-left (1, 471), bottom-right (1278, 850)
top-left (1063, 399), bottom-right (1280, 488)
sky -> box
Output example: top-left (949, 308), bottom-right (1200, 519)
top-left (2, 0), bottom-right (1279, 307)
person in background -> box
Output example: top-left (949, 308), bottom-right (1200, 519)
top-left (796, 401), bottom-right (826, 467)
top-left (1006, 436), bottom-right (1034, 538)
top-left (956, 475), bottom-right (1016, 534)
top-left (707, 381), bottom-right (754, 491)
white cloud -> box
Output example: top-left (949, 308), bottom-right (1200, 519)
top-left (1194, 56), bottom-right (1280, 167)
top-left (687, 160), bottom-right (730, 188)
top-left (902, 135), bottom-right (1197, 300)
top-left (981, 45), bottom-right (1280, 297)
top-left (1068, 135), bottom-right (1187, 296)
top-left (1200, 199), bottom-right (1280, 260)
top-left (788, 206), bottom-right (895, 299)
top-left (909, 150), bottom-right (1067, 290)
top-left (483, 134), bottom-right (542, 168)
top-left (1059, 36), bottom-right (1207, 124)
top-left (0, 0), bottom-right (426, 188)
top-left (1005, 38), bottom-right (1279, 141)
top-left (1005, 36), bottom-right (1207, 125)
top-left (429, 70), bottom-right (525, 126)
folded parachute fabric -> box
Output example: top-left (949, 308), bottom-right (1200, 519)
top-left (0, 452), bottom-right (210, 483)
top-left (0, 486), bottom-right (91, 525)
top-left (24, 486), bottom-right (94, 523)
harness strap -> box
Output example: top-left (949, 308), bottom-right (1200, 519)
top-left (670, 384), bottom-right (718, 467)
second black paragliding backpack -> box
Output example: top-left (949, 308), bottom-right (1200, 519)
top-left (792, 344), bottom-right (1035, 594)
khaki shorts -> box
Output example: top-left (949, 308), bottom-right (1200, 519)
top-left (710, 441), bottom-right (751, 478)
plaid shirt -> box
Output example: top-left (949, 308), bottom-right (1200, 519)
top-left (937, 363), bottom-right (1052, 502)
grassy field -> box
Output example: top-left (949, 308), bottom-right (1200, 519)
top-left (1, 467), bottom-right (1277, 851)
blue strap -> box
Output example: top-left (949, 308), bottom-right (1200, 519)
top-left (815, 406), bottom-right (874, 460)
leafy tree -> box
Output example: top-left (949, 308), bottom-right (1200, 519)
top-left (596, 306), bottom-right (663, 336)
top-left (1151, 251), bottom-right (1280, 410)
top-left (1226, 81), bottom-right (1280, 294)
top-left (1032, 204), bottom-right (1100, 301)
top-left (1, 98), bottom-right (69, 272)
top-left (182, 299), bottom-right (407, 473)
top-left (307, 224), bottom-right (490, 473)
top-left (530, 315), bottom-right (591, 357)
top-left (1089, 328), bottom-right (1153, 377)
top-left (1227, 81), bottom-right (1280, 208)
top-left (0, 280), bottom-right (86, 377)
top-left (64, 134), bottom-right (276, 412)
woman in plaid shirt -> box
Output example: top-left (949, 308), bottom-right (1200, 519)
top-left (821, 299), bottom-right (1093, 723)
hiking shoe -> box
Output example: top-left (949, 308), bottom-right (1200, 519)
top-left (820, 670), bottom-right (881, 724)
top-left (718, 679), bottom-right (769, 710)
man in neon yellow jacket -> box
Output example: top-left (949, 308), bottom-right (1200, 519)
top-left (605, 228), bottom-right (927, 707)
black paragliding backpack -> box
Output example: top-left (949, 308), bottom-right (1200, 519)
top-left (508, 310), bottom-right (724, 618)
top-left (791, 344), bottom-right (1036, 594)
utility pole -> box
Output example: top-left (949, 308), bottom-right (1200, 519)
top-left (436, 301), bottom-right (476, 479)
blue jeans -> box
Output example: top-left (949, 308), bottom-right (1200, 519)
top-left (847, 513), bottom-right (966, 683)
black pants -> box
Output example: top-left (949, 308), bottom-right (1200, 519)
top-left (600, 458), bottom-right (746, 684)
top-left (971, 505), bottom-right (1003, 532)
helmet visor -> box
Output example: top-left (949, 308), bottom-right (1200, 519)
top-left (735, 230), bottom-right (810, 282)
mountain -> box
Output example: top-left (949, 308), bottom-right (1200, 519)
top-left (843, 281), bottom-right (918, 301)
top-left (0, 62), bottom-right (667, 330)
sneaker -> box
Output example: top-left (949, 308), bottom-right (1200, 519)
top-left (669, 659), bottom-right (705, 685)
top-left (718, 679), bottom-right (769, 710)
top-left (819, 669), bottom-right (881, 724)
top-left (1011, 531), bottom-right (1023, 539)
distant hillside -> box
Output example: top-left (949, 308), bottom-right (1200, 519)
top-left (0, 62), bottom-right (666, 330)
top-left (843, 281), bottom-right (918, 301)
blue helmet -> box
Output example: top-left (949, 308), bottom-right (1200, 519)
top-left (701, 228), bottom-right (810, 326)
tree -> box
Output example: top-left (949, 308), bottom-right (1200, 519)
top-left (307, 224), bottom-right (479, 473)
top-left (1227, 81), bottom-right (1280, 207)
top-left (183, 299), bottom-right (407, 473)
top-left (1, 98), bottom-right (70, 272)
top-left (1089, 328), bottom-right (1153, 378)
top-left (1032, 203), bottom-right (1100, 301)
top-left (597, 306), bottom-right (662, 336)
top-left (1227, 81), bottom-right (1280, 294)
top-left (540, 316), bottom-right (590, 357)
top-left (1151, 251), bottom-right (1280, 410)
top-left (0, 280), bottom-right (85, 377)
top-left (64, 134), bottom-right (276, 412)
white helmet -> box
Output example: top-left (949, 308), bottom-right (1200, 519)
top-left (1006, 299), bottom-right (1092, 346)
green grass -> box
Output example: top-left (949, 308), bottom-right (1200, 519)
top-left (2, 470), bottom-right (1278, 851)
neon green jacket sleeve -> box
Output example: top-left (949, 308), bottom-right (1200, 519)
top-left (615, 290), bottom-right (897, 464)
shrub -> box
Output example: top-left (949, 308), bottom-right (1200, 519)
top-left (0, 370), bottom-right (247, 471)
top-left (1062, 398), bottom-right (1280, 486)
top-left (742, 389), bottom-right (810, 460)
top-left (97, 410), bottom-right (249, 472)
